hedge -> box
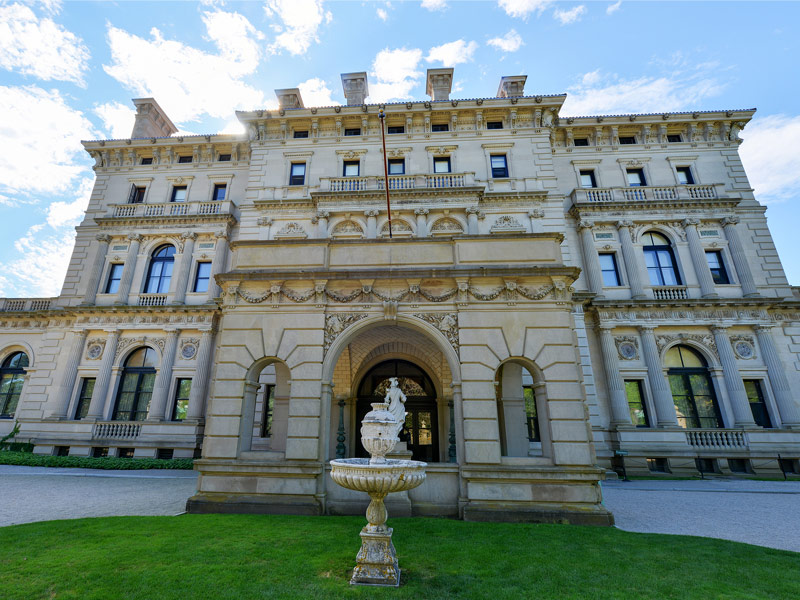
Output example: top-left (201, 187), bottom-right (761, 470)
top-left (0, 451), bottom-right (194, 470)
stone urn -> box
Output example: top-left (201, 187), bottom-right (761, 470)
top-left (329, 401), bottom-right (427, 586)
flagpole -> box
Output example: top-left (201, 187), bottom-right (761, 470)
top-left (378, 108), bottom-right (392, 239)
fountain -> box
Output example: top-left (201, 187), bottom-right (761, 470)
top-left (329, 378), bottom-right (427, 586)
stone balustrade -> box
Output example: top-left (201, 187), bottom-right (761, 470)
top-left (0, 298), bottom-right (55, 312)
top-left (107, 200), bottom-right (233, 219)
top-left (321, 172), bottom-right (476, 193)
top-left (93, 422), bottom-right (142, 439)
top-left (138, 294), bottom-right (168, 307)
top-left (570, 183), bottom-right (723, 205)
top-left (653, 285), bottom-right (688, 300)
top-left (686, 429), bottom-right (749, 450)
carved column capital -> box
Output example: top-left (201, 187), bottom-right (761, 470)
top-left (682, 218), bottom-right (701, 228)
top-left (414, 208), bottom-right (429, 216)
top-left (710, 324), bottom-right (730, 335)
top-left (127, 233), bottom-right (143, 242)
top-left (181, 231), bottom-right (198, 241)
top-left (637, 324), bottom-right (657, 333)
top-left (364, 209), bottom-right (379, 218)
top-left (721, 216), bottom-right (740, 227)
top-left (214, 230), bottom-right (229, 240)
top-left (577, 219), bottom-right (594, 231)
top-left (615, 220), bottom-right (634, 229)
top-left (466, 206), bottom-right (481, 215)
top-left (96, 234), bottom-right (112, 243)
top-left (316, 210), bottom-right (330, 219)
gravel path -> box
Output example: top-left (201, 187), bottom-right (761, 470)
top-left (602, 478), bottom-right (800, 553)
top-left (0, 465), bottom-right (198, 527)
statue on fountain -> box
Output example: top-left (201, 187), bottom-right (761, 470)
top-left (384, 377), bottom-right (407, 437)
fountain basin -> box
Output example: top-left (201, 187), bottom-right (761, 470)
top-left (330, 458), bottom-right (427, 495)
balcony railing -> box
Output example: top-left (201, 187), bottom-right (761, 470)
top-left (321, 172), bottom-right (476, 193)
top-left (107, 200), bottom-right (233, 219)
top-left (0, 298), bottom-right (55, 312)
top-left (138, 294), bottom-right (167, 307)
top-left (93, 422), bottom-right (141, 439)
top-left (686, 429), bottom-right (748, 450)
top-left (571, 183), bottom-right (723, 204)
top-left (653, 286), bottom-right (688, 300)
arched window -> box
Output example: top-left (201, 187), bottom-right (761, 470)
top-left (113, 347), bottom-right (158, 421)
top-left (144, 245), bottom-right (175, 294)
top-left (665, 345), bottom-right (722, 429)
top-left (0, 352), bottom-right (28, 418)
top-left (642, 231), bottom-right (681, 286)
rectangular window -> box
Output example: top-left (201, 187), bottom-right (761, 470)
top-left (744, 380), bottom-right (772, 428)
top-left (193, 262), bottom-right (212, 293)
top-left (343, 161), bottom-right (360, 177)
top-left (92, 447), bottom-right (108, 458)
top-left (157, 449), bottom-right (174, 460)
top-left (140, 157), bottom-right (153, 165)
top-left (676, 166), bottom-right (695, 185)
top-left (523, 386), bottom-right (540, 442)
top-left (647, 458), bottom-right (670, 473)
top-left (344, 128), bottom-right (360, 136)
top-left (490, 154), bottom-right (509, 178)
top-left (105, 264), bottom-right (124, 294)
top-left (177, 155), bottom-right (192, 164)
top-left (625, 380), bottom-right (650, 427)
top-left (171, 186), bottom-right (187, 202)
top-left (599, 253), bottom-right (621, 286)
top-left (573, 138), bottom-right (589, 147)
top-left (667, 134), bottom-right (682, 143)
top-left (387, 125), bottom-right (405, 134)
top-left (289, 163), bottom-right (306, 185)
top-left (172, 379), bottom-right (192, 421)
top-left (388, 158), bottom-right (405, 175)
top-left (293, 130), bottom-right (309, 138)
top-left (705, 250), bottom-right (729, 284)
top-left (431, 123), bottom-right (449, 132)
top-left (433, 157), bottom-right (451, 173)
top-left (74, 378), bottom-right (95, 420)
top-left (212, 184), bottom-right (227, 201)
top-left (118, 448), bottom-right (135, 459)
top-left (580, 170), bottom-right (597, 188)
top-left (619, 136), bottom-right (636, 145)
top-left (218, 154), bottom-right (231, 162)
top-left (626, 168), bottom-right (646, 187)
top-left (128, 185), bottom-right (146, 204)
top-left (260, 384), bottom-right (276, 437)
top-left (486, 121), bottom-right (503, 130)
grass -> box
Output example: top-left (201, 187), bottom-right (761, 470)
top-left (0, 451), bottom-right (193, 470)
top-left (1, 515), bottom-right (798, 600)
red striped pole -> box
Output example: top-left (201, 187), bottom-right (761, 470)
top-left (378, 108), bottom-right (392, 238)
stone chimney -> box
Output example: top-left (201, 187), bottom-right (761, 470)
top-left (341, 72), bottom-right (369, 106)
top-left (426, 68), bottom-right (454, 102)
top-left (275, 88), bottom-right (304, 109)
top-left (130, 98), bottom-right (178, 139)
top-left (497, 75), bottom-right (528, 98)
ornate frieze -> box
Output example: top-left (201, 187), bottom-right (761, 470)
top-left (324, 313), bottom-right (367, 353)
top-left (274, 222), bottom-right (308, 239)
top-left (656, 333), bottom-right (718, 361)
top-left (114, 335), bottom-right (166, 360)
top-left (490, 215), bottom-right (526, 233)
top-left (413, 312), bottom-right (459, 357)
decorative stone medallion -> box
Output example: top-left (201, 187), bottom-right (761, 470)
top-left (180, 340), bottom-right (198, 360)
top-left (86, 342), bottom-right (104, 360)
top-left (732, 337), bottom-right (756, 360)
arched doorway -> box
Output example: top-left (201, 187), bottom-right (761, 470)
top-left (356, 359), bottom-right (439, 462)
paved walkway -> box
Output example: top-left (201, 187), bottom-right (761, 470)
top-left (601, 478), bottom-right (800, 553)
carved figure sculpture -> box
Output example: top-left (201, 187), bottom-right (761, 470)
top-left (384, 377), bottom-right (407, 436)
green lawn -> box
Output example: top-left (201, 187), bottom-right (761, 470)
top-left (1, 515), bottom-right (797, 600)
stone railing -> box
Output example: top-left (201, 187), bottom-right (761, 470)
top-left (571, 183), bottom-right (723, 205)
top-left (321, 172), bottom-right (476, 193)
top-left (93, 422), bottom-right (142, 439)
top-left (138, 294), bottom-right (168, 307)
top-left (653, 285), bottom-right (688, 300)
top-left (686, 429), bottom-right (748, 450)
top-left (0, 298), bottom-right (55, 312)
top-left (107, 200), bottom-right (233, 219)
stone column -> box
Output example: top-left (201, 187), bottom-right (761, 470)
top-left (616, 221), bottom-right (645, 299)
top-left (721, 216), bottom-right (758, 297)
top-left (364, 210), bottom-right (378, 239)
top-left (82, 234), bottom-right (111, 305)
top-left (316, 211), bottom-right (330, 238)
top-left (415, 208), bottom-right (429, 238)
top-left (48, 330), bottom-right (88, 419)
top-left (146, 330), bottom-right (180, 421)
top-left (577, 220), bottom-right (605, 298)
top-left (755, 325), bottom-right (800, 427)
top-left (186, 329), bottom-right (215, 421)
top-left (683, 218), bottom-right (717, 298)
top-left (710, 325), bottom-right (756, 427)
top-left (172, 232), bottom-right (197, 304)
top-left (597, 325), bottom-right (632, 426)
top-left (115, 233), bottom-right (143, 304)
top-left (638, 326), bottom-right (679, 426)
top-left (207, 231), bottom-right (229, 302)
top-left (86, 330), bottom-right (120, 420)
top-left (466, 207), bottom-right (480, 234)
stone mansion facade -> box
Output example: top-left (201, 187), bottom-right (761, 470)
top-left (1, 69), bottom-right (799, 523)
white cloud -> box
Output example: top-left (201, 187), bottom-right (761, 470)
top-left (220, 119), bottom-right (246, 135)
top-left (265, 0), bottom-right (331, 56)
top-left (497, 0), bottom-right (552, 19)
top-left (0, 85), bottom-right (95, 196)
top-left (0, 3), bottom-right (90, 85)
top-left (368, 47), bottom-right (423, 102)
top-left (46, 176), bottom-right (93, 228)
top-left (487, 29), bottom-right (524, 53)
top-left (6, 224), bottom-right (75, 297)
top-left (739, 114), bottom-right (800, 204)
top-left (553, 4), bottom-right (586, 25)
top-left (606, 1), bottom-right (622, 15)
top-left (421, 0), bottom-right (447, 10)
top-left (377, 7), bottom-right (388, 21)
top-left (103, 10), bottom-right (267, 124)
top-left (426, 39), bottom-right (478, 67)
top-left (298, 77), bottom-right (340, 107)
top-left (561, 69), bottom-right (724, 116)
top-left (94, 101), bottom-right (135, 139)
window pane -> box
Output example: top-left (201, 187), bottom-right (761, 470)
top-left (627, 169), bottom-right (645, 186)
top-left (625, 380), bottom-right (649, 427)
top-left (599, 254), bottom-right (620, 286)
top-left (212, 184), bottom-right (226, 201)
top-left (434, 157), bottom-right (450, 173)
top-left (172, 187), bottom-right (187, 202)
top-left (343, 161), bottom-right (359, 177)
top-left (388, 159), bottom-right (404, 175)
top-left (580, 171), bottom-right (596, 188)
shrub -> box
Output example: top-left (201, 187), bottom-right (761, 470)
top-left (0, 451), bottom-right (194, 470)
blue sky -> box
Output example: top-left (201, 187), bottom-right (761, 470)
top-left (1, 0), bottom-right (798, 297)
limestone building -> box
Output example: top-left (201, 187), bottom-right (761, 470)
top-left (2, 70), bottom-right (799, 523)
